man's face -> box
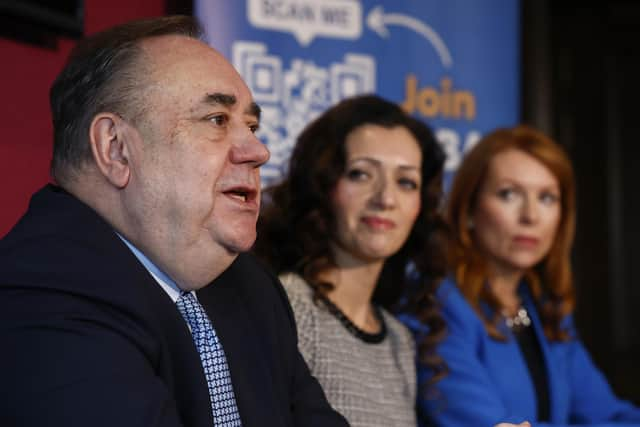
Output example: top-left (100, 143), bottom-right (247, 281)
top-left (122, 35), bottom-right (269, 289)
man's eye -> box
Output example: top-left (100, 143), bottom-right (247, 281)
top-left (249, 123), bottom-right (260, 134)
top-left (208, 115), bottom-right (228, 126)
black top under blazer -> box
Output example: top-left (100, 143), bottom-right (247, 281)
top-left (0, 185), bottom-right (348, 427)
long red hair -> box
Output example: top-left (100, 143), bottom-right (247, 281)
top-left (446, 125), bottom-right (575, 341)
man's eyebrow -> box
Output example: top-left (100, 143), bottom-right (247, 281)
top-left (247, 102), bottom-right (261, 121)
top-left (202, 93), bottom-right (236, 107)
top-left (201, 93), bottom-right (261, 121)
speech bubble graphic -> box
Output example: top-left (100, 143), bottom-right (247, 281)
top-left (247, 0), bottom-right (362, 46)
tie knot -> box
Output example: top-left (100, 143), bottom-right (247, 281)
top-left (177, 290), bottom-right (197, 305)
top-left (176, 291), bottom-right (208, 332)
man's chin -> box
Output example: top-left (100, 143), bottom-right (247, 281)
top-left (222, 234), bottom-right (257, 255)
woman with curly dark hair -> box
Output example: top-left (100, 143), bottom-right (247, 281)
top-left (253, 94), bottom-right (449, 427)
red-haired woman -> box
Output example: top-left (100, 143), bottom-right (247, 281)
top-left (399, 125), bottom-right (640, 426)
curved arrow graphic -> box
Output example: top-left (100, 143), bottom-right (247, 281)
top-left (367, 5), bottom-right (453, 68)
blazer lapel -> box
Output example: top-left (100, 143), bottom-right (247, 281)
top-left (522, 290), bottom-right (563, 422)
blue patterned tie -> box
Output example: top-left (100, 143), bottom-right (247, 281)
top-left (176, 291), bottom-right (242, 426)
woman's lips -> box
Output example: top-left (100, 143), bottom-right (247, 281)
top-left (512, 235), bottom-right (539, 247)
top-left (361, 216), bottom-right (396, 230)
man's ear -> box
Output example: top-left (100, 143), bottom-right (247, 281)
top-left (89, 112), bottom-right (132, 188)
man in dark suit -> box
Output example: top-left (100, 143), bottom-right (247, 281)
top-left (0, 16), bottom-right (348, 427)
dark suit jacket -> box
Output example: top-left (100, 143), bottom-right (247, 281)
top-left (0, 185), bottom-right (348, 427)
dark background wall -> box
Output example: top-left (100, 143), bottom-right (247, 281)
top-left (1, 0), bottom-right (639, 402)
top-left (522, 0), bottom-right (640, 401)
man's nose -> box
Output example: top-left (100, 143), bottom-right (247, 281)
top-left (230, 131), bottom-right (270, 167)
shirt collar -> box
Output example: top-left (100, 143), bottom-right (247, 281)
top-left (116, 233), bottom-right (183, 303)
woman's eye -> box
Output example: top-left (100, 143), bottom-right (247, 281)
top-left (398, 177), bottom-right (419, 190)
top-left (540, 192), bottom-right (559, 205)
top-left (497, 188), bottom-right (516, 201)
top-left (346, 168), bottom-right (369, 181)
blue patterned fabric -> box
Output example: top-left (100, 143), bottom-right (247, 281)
top-left (176, 291), bottom-right (242, 426)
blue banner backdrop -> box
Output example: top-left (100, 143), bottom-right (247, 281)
top-left (195, 0), bottom-right (520, 187)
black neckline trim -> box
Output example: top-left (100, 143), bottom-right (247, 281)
top-left (318, 294), bottom-right (387, 344)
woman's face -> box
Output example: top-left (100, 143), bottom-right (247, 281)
top-left (471, 149), bottom-right (561, 277)
top-left (331, 124), bottom-right (423, 265)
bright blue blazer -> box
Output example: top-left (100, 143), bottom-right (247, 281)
top-left (399, 277), bottom-right (640, 427)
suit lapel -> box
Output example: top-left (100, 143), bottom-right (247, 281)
top-left (197, 260), bottom-right (284, 426)
top-left (137, 267), bottom-right (213, 427)
top-left (22, 186), bottom-right (216, 427)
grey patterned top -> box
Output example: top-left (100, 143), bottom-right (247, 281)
top-left (280, 272), bottom-right (417, 427)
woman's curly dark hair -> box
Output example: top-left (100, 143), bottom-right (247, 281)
top-left (254, 94), bottom-right (449, 387)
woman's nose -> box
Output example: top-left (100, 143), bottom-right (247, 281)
top-left (370, 177), bottom-right (397, 209)
top-left (520, 196), bottom-right (539, 224)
